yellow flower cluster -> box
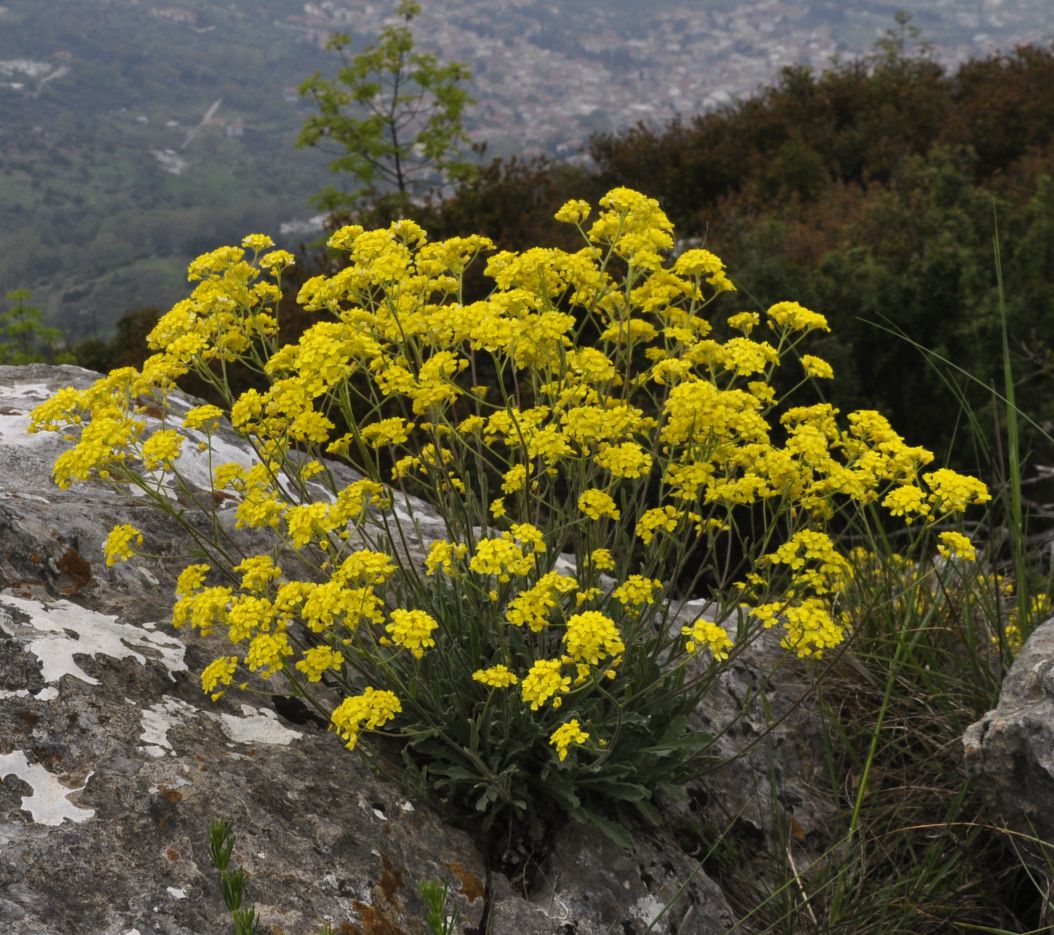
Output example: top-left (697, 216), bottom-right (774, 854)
top-left (549, 719), bottom-right (590, 761)
top-left (521, 658), bottom-right (571, 710)
top-left (681, 618), bottom-right (734, 659)
top-left (612, 575), bottom-right (663, 608)
top-left (31, 186), bottom-right (992, 773)
top-left (331, 688), bottom-right (402, 750)
top-left (506, 572), bottom-right (578, 632)
top-left (578, 489), bottom-right (620, 521)
top-left (563, 611), bottom-right (625, 666)
top-left (937, 531), bottom-right (977, 562)
top-left (104, 524), bottom-right (142, 566)
top-left (472, 664), bottom-right (519, 688)
top-left (385, 608), bottom-right (439, 659)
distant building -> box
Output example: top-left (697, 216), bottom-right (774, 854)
top-left (150, 8), bottom-right (198, 26)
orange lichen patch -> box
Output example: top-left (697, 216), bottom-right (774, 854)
top-left (158, 785), bottom-right (183, 804)
top-left (57, 546), bottom-right (92, 591)
top-left (377, 852), bottom-right (404, 902)
top-left (446, 860), bottom-right (485, 902)
top-left (350, 902), bottom-right (403, 935)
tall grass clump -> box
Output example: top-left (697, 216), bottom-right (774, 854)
top-left (716, 227), bottom-right (1054, 934)
top-left (28, 189), bottom-right (990, 865)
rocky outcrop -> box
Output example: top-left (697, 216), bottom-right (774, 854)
top-left (964, 618), bottom-right (1054, 861)
top-left (0, 364), bottom-right (830, 933)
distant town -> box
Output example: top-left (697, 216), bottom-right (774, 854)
top-left (289, 0), bottom-right (1054, 158)
top-left (4, 1), bottom-right (1053, 160)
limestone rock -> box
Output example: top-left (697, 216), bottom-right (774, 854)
top-left (691, 620), bottom-right (835, 852)
top-left (964, 617), bottom-right (1054, 857)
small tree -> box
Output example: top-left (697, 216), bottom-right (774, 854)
top-left (296, 0), bottom-right (476, 216)
top-left (0, 289), bottom-right (72, 365)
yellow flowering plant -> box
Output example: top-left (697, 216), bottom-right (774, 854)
top-left (29, 197), bottom-right (991, 850)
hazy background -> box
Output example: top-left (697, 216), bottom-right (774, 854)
top-left (1, 0), bottom-right (1051, 335)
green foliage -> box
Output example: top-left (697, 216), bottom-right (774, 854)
top-left (72, 307), bottom-right (162, 373)
top-left (419, 879), bottom-right (460, 935)
top-left (207, 819), bottom-right (340, 935)
top-left (0, 289), bottom-right (72, 365)
top-left (297, 0), bottom-right (476, 216)
top-left (208, 820), bottom-right (260, 935)
top-left (0, 0), bottom-right (333, 336)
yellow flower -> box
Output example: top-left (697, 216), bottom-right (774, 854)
top-left (937, 531), bottom-right (977, 562)
top-left (510, 522), bottom-right (546, 554)
top-left (336, 550), bottom-right (396, 586)
top-left (183, 404), bottom-right (224, 432)
top-left (259, 249), bottom-right (294, 273)
top-left (104, 524), bottom-right (143, 566)
top-left (672, 248), bottom-right (733, 290)
top-left (635, 506), bottom-right (681, 544)
top-left (227, 596), bottom-right (275, 643)
top-left (295, 644), bottom-right (345, 682)
top-left (681, 619), bottom-right (733, 659)
top-left (301, 582), bottom-right (382, 633)
top-left (590, 548), bottom-right (615, 572)
top-left (286, 502), bottom-right (331, 549)
top-left (800, 354), bottom-right (834, 379)
top-left (234, 555), bottom-right (281, 593)
top-left (241, 233), bottom-right (275, 251)
top-left (173, 585), bottom-right (231, 635)
top-left (200, 655), bottom-right (239, 701)
top-left (762, 529), bottom-right (851, 596)
top-left (883, 484), bottom-right (931, 523)
top-left (506, 571), bottom-right (576, 631)
top-left (520, 659), bottom-right (571, 710)
top-left (176, 563), bottom-right (210, 598)
top-left (767, 301), bottom-right (829, 332)
top-left (386, 608), bottom-right (439, 659)
top-left (728, 311), bottom-right (760, 334)
top-left (596, 442), bottom-right (652, 479)
top-left (549, 719), bottom-right (590, 761)
top-left (563, 611), bottom-right (624, 665)
top-left (578, 489), bottom-right (621, 521)
top-left (360, 417), bottom-right (412, 448)
top-left (716, 338), bottom-right (778, 377)
top-left (330, 688), bottom-right (402, 750)
top-left (612, 575), bottom-right (663, 608)
top-left (472, 665), bottom-right (519, 688)
top-left (576, 587), bottom-right (602, 606)
top-left (923, 468), bottom-right (991, 513)
top-left (554, 199), bottom-right (591, 225)
top-left (244, 631), bottom-right (293, 676)
top-left (425, 540), bottom-right (468, 576)
top-left (501, 464), bottom-right (528, 494)
top-left (469, 537), bottom-right (534, 582)
top-left (779, 599), bottom-right (844, 657)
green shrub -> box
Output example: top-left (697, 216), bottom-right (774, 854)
top-left (0, 288), bottom-right (72, 365)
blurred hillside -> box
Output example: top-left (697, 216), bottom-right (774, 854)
top-left (3, 0), bottom-right (1053, 339)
